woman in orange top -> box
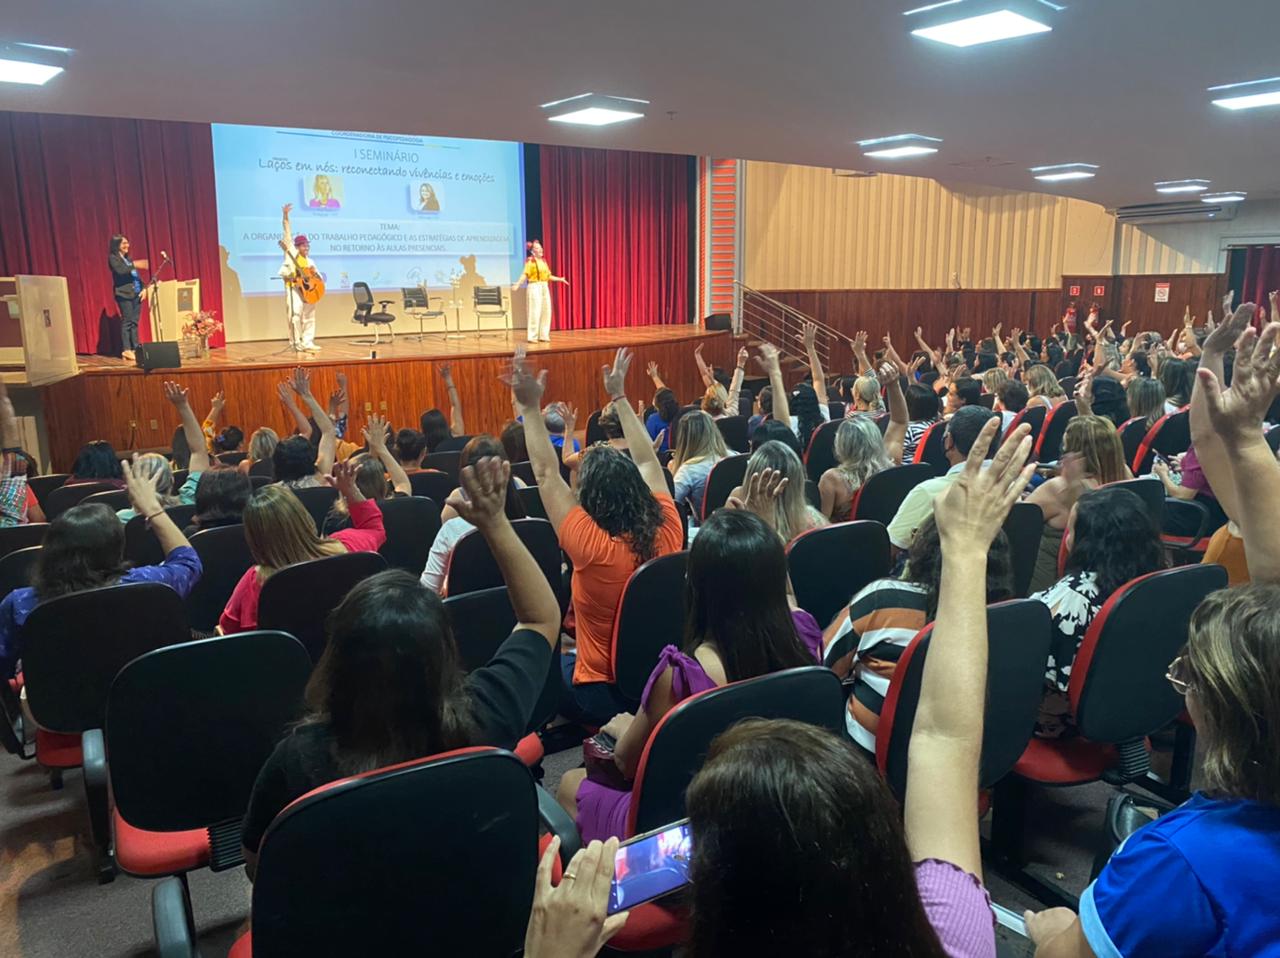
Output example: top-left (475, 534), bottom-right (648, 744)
top-left (511, 240), bottom-right (568, 344)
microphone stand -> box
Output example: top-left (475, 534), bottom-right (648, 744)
top-left (147, 252), bottom-right (173, 341)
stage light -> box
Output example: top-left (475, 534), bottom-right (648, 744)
top-left (1155, 179), bottom-right (1211, 194)
top-left (912, 9), bottom-right (1051, 46)
top-left (0, 44), bottom-right (71, 86)
top-left (1209, 77), bottom-right (1280, 111)
top-left (541, 93), bottom-right (648, 126)
top-left (1200, 192), bottom-right (1246, 203)
top-left (857, 134), bottom-right (942, 160)
top-left (1031, 162), bottom-right (1099, 183)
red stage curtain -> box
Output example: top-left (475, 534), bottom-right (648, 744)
top-left (539, 145), bottom-right (688, 330)
top-left (0, 111), bottom-right (224, 353)
top-left (1242, 245), bottom-right (1280, 321)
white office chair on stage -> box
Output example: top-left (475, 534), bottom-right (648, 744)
top-left (351, 282), bottom-right (396, 345)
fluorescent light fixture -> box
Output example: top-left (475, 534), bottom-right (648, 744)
top-left (1030, 162), bottom-right (1099, 183)
top-left (541, 93), bottom-right (648, 126)
top-left (857, 133), bottom-right (942, 159)
top-left (0, 58), bottom-right (62, 85)
top-left (1155, 179), bottom-right (1211, 194)
top-left (1209, 76), bottom-right (1280, 111)
top-left (1201, 192), bottom-right (1246, 204)
top-left (0, 43), bottom-right (72, 86)
top-left (912, 9), bottom-right (1051, 47)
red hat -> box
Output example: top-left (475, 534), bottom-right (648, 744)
top-left (294, 234), bottom-right (310, 247)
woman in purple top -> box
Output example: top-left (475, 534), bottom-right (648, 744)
top-left (556, 495), bottom-right (819, 842)
top-left (0, 457), bottom-right (202, 678)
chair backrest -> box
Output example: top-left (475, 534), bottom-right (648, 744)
top-left (473, 285), bottom-right (504, 308)
top-left (1266, 425), bottom-right (1280, 454)
top-left (509, 461), bottom-right (537, 486)
top-left (715, 415), bottom-right (749, 454)
top-left (610, 551), bottom-right (690, 702)
top-left (786, 521), bottom-right (891, 629)
top-left (1107, 477), bottom-right (1165, 529)
top-left (1033, 400), bottom-right (1077, 462)
top-left (1004, 404), bottom-right (1047, 449)
top-left (352, 282), bottom-right (373, 313)
top-left (217, 451), bottom-right (248, 466)
top-left (45, 481), bottom-right (118, 519)
top-left (82, 488), bottom-right (131, 511)
top-left (1132, 409), bottom-right (1191, 475)
top-left (516, 486), bottom-right (546, 519)
top-left (911, 420), bottom-right (948, 469)
top-left (22, 582), bottom-right (191, 733)
top-left (251, 749), bottom-right (538, 958)
top-left (249, 459), bottom-right (275, 479)
top-left (444, 586), bottom-right (563, 734)
top-left (850, 464), bottom-right (939, 525)
top-left (445, 518), bottom-right (561, 601)
top-left (876, 599), bottom-right (1053, 798)
top-left (804, 478), bottom-right (821, 510)
top-left (409, 469), bottom-right (457, 502)
top-left (422, 451), bottom-right (461, 484)
top-left (0, 545), bottom-right (41, 597)
top-left (0, 522), bottom-right (47, 561)
top-left (585, 409), bottom-right (606, 446)
top-left (124, 505), bottom-right (198, 566)
top-left (700, 454), bottom-right (749, 520)
top-left (1058, 375), bottom-right (1077, 396)
top-left (258, 551), bottom-right (389, 661)
top-left (377, 496), bottom-right (441, 574)
top-left (28, 473), bottom-right (69, 511)
top-left (827, 400), bottom-right (845, 421)
top-left (290, 486), bottom-right (339, 534)
top-left (434, 435), bottom-right (473, 453)
top-left (628, 668), bottom-right (845, 835)
top-left (1071, 564), bottom-right (1227, 744)
top-left (1003, 502), bottom-right (1045, 598)
top-left (107, 631), bottom-right (311, 833)
top-left (804, 419), bottom-right (842, 482)
top-left (185, 524), bottom-right (255, 633)
top-left (1118, 417), bottom-right (1149, 469)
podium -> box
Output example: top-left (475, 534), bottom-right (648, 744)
top-left (146, 278), bottom-right (200, 341)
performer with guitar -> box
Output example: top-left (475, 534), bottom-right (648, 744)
top-left (279, 203), bottom-right (325, 352)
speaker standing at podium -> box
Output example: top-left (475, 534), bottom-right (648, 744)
top-left (108, 234), bottom-right (148, 362)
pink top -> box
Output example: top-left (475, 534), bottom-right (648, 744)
top-left (218, 498), bottom-right (386, 634)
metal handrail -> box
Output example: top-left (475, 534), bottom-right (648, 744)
top-left (735, 282), bottom-right (848, 372)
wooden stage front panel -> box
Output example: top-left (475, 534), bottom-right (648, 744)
top-left (42, 326), bottom-right (734, 471)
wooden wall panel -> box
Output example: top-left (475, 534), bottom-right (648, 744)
top-left (40, 334), bottom-right (733, 471)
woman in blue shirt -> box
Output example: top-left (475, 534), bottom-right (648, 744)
top-left (1026, 583), bottom-right (1280, 957)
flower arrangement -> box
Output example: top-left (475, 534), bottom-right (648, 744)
top-left (182, 310), bottom-right (223, 340)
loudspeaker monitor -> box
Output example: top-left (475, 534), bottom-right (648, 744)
top-left (704, 313), bottom-right (732, 331)
top-left (135, 342), bottom-right (182, 371)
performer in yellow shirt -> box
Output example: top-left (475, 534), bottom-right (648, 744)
top-left (511, 239), bottom-right (568, 343)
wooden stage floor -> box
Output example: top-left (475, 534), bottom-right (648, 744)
top-left (44, 324), bottom-right (735, 472)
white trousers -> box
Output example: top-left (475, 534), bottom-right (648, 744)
top-left (288, 288), bottom-right (317, 348)
top-left (526, 281), bottom-right (551, 342)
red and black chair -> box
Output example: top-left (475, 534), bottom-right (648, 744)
top-left (786, 521), bottom-right (891, 631)
top-left (1107, 478), bottom-right (1164, 528)
top-left (609, 551), bottom-right (690, 703)
top-left (803, 419), bottom-right (842, 482)
top-left (45, 480), bottom-right (119, 519)
top-left (1160, 499), bottom-right (1216, 564)
top-left (699, 454), bottom-right (749, 520)
top-left (875, 599), bottom-right (1053, 801)
top-left (989, 564), bottom-right (1228, 905)
top-left (851, 463), bottom-right (939, 526)
top-left (911, 420), bottom-right (948, 470)
top-left (1117, 416), bottom-right (1150, 469)
top-left (124, 505), bottom-right (198, 566)
top-left (27, 472), bottom-right (69, 512)
top-left (408, 468), bottom-right (456, 503)
top-left (21, 582), bottom-right (192, 881)
top-left (377, 495), bottom-right (441, 574)
top-left (1032, 400), bottom-right (1077, 464)
top-left (0, 521), bottom-right (47, 561)
top-left (444, 585), bottom-right (562, 768)
top-left (154, 749), bottom-right (544, 958)
top-left (1131, 408), bottom-right (1190, 475)
top-left (101, 631), bottom-right (310, 886)
top-left (184, 525), bottom-right (255, 634)
top-left (289, 486), bottom-right (339, 535)
top-left (715, 415), bottom-right (750, 454)
top-left (543, 667), bottom-right (845, 952)
top-left (1003, 404), bottom-right (1047, 449)
top-left (258, 551), bottom-right (388, 662)
top-left (1003, 502), bottom-right (1045, 599)
top-left (445, 518), bottom-right (563, 607)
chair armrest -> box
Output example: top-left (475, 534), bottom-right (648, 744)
top-left (536, 783), bottom-right (582, 864)
top-left (1163, 498), bottom-right (1211, 551)
top-left (82, 728), bottom-right (107, 791)
top-left (152, 876), bottom-right (200, 958)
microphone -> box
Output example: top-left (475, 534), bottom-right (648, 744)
top-left (161, 250), bottom-right (169, 261)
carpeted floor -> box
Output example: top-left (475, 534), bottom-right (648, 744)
top-left (0, 738), bottom-right (1188, 957)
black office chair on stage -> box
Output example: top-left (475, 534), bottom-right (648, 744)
top-left (401, 286), bottom-right (446, 342)
top-left (473, 285), bottom-right (509, 332)
top-left (351, 282), bottom-right (395, 345)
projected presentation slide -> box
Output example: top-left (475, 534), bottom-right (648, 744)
top-left (211, 124), bottom-right (526, 296)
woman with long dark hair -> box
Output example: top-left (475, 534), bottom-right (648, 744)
top-left (108, 234), bottom-right (149, 362)
top-left (645, 386), bottom-right (681, 453)
top-left (240, 457), bottom-right (561, 876)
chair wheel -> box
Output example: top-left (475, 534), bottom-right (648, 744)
top-left (49, 768), bottom-right (63, 790)
top-left (96, 855), bottom-right (117, 884)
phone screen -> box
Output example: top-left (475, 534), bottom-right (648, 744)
top-left (607, 819), bottom-right (692, 915)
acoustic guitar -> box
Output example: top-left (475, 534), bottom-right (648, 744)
top-left (278, 239), bottom-right (326, 304)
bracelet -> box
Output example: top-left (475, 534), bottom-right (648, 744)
top-left (610, 394), bottom-right (626, 403)
top-left (143, 511), bottom-right (164, 523)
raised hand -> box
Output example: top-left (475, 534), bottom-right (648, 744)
top-left (552, 401), bottom-right (579, 439)
top-left (362, 413), bottom-right (391, 452)
top-left (1121, 320), bottom-right (1132, 338)
top-left (933, 420), bottom-right (1035, 554)
top-left (162, 381), bottom-right (190, 408)
top-left (1223, 290), bottom-right (1235, 317)
top-left (726, 466), bottom-right (789, 527)
top-left (282, 203), bottom-right (293, 217)
top-left (523, 837), bottom-right (627, 958)
top-left (736, 346), bottom-right (749, 369)
top-left (290, 366), bottom-right (312, 396)
top-left (993, 322), bottom-right (1002, 336)
top-left (1009, 327), bottom-right (1022, 343)
top-left (446, 456), bottom-right (512, 530)
top-left (210, 390), bottom-right (225, 415)
top-left (327, 459), bottom-right (362, 501)
top-left (275, 381), bottom-right (293, 404)
top-left (602, 347), bottom-right (632, 399)
top-left (439, 363), bottom-right (455, 384)
top-left (646, 360), bottom-right (661, 380)
top-left (505, 345), bottom-right (547, 409)
top-left (877, 361), bottom-right (898, 383)
top-left (122, 454), bottom-right (165, 518)
top-left (1198, 310), bottom-right (1277, 441)
top-left (908, 355), bottom-right (925, 378)
top-left (755, 342), bottom-right (782, 375)
top-left (1205, 302), bottom-right (1256, 355)
top-left (803, 321), bottom-right (818, 352)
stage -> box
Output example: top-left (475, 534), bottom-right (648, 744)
top-left (41, 325), bottom-right (734, 471)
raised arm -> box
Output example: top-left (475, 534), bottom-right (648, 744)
top-left (604, 348), bottom-right (667, 497)
top-left (849, 330), bottom-right (871, 375)
top-left (693, 343), bottom-right (715, 388)
top-left (123, 454), bottom-right (191, 556)
top-left (1010, 328), bottom-right (1032, 368)
top-left (276, 380), bottom-right (311, 437)
top-left (439, 364), bottom-right (465, 435)
top-left (802, 322), bottom-right (830, 406)
top-left (726, 347), bottom-right (747, 414)
top-left (1189, 303), bottom-right (1253, 524)
top-left (363, 413), bottom-right (411, 496)
top-left (991, 323), bottom-right (1007, 356)
top-left (905, 419), bottom-right (1034, 878)
top-left (289, 367), bottom-right (336, 476)
top-left (645, 360), bottom-right (667, 392)
top-left (509, 347), bottom-right (577, 528)
top-left (880, 362), bottom-right (908, 465)
top-left (162, 381), bottom-right (211, 473)
top-left (447, 456), bottom-right (560, 643)
top-left (915, 326), bottom-right (943, 372)
top-left (281, 203), bottom-right (293, 247)
top-left (203, 390), bottom-right (225, 454)
top-left (756, 342), bottom-right (790, 432)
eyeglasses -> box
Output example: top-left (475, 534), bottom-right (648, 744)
top-left (1165, 655), bottom-right (1196, 696)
